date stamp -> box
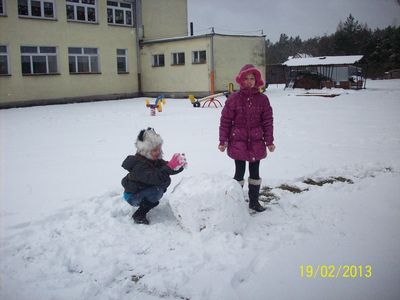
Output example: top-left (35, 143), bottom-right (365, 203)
top-left (300, 264), bottom-right (372, 279)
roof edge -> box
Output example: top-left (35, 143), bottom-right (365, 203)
top-left (141, 33), bottom-right (265, 44)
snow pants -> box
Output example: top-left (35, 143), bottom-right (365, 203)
top-left (123, 186), bottom-right (164, 207)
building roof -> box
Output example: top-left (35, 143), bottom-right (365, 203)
top-left (141, 33), bottom-right (265, 44)
top-left (289, 53), bottom-right (313, 59)
top-left (283, 55), bottom-right (364, 66)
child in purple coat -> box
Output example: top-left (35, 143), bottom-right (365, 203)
top-left (218, 64), bottom-right (275, 212)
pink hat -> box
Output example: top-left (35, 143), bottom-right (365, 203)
top-left (235, 64), bottom-right (265, 89)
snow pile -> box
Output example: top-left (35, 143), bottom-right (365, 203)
top-left (1, 80), bottom-right (400, 300)
top-left (169, 174), bottom-right (250, 233)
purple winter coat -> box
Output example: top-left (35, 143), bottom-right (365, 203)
top-left (219, 87), bottom-right (274, 162)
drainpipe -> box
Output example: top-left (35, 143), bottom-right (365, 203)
top-left (210, 27), bottom-right (215, 95)
top-left (190, 22), bottom-right (194, 36)
top-left (135, 0), bottom-right (143, 96)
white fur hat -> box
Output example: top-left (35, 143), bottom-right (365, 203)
top-left (135, 127), bottom-right (163, 159)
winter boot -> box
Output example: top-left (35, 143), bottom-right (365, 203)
top-left (132, 199), bottom-right (159, 225)
top-left (248, 178), bottom-right (266, 212)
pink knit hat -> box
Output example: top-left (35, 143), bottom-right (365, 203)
top-left (235, 64), bottom-right (265, 89)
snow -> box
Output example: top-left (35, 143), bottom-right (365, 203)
top-left (169, 174), bottom-right (250, 234)
top-left (1, 79), bottom-right (400, 300)
top-left (283, 55), bottom-right (364, 66)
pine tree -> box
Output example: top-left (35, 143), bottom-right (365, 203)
top-left (264, 14), bottom-right (400, 78)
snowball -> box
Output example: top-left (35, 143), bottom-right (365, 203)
top-left (169, 174), bottom-right (250, 233)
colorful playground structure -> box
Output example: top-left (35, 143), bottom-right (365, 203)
top-left (145, 95), bottom-right (166, 116)
top-left (188, 92), bottom-right (228, 108)
top-left (188, 83), bottom-right (234, 108)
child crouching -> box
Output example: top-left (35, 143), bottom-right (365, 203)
top-left (121, 128), bottom-right (186, 224)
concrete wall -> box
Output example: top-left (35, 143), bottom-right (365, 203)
top-left (213, 35), bottom-right (266, 91)
top-left (140, 34), bottom-right (266, 97)
top-left (0, 1), bottom-right (266, 106)
top-left (141, 0), bottom-right (188, 40)
top-left (141, 37), bottom-right (210, 97)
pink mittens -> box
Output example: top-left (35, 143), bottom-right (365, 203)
top-left (167, 153), bottom-right (187, 170)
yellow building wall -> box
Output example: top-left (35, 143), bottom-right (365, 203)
top-left (141, 0), bottom-right (188, 40)
top-left (213, 35), bottom-right (266, 91)
top-left (140, 34), bottom-right (266, 96)
top-left (141, 37), bottom-right (210, 96)
top-left (0, 0), bottom-right (138, 105)
top-left (0, 0), bottom-right (266, 105)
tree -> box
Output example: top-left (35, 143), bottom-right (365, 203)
top-left (264, 14), bottom-right (400, 78)
top-left (333, 14), bottom-right (368, 55)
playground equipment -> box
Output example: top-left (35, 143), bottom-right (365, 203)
top-left (188, 82), bottom-right (235, 108)
top-left (189, 93), bottom-right (226, 108)
top-left (145, 95), bottom-right (166, 116)
top-left (187, 82), bottom-right (268, 109)
top-left (260, 83), bottom-right (268, 93)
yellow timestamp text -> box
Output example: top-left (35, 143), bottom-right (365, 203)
top-left (300, 264), bottom-right (372, 279)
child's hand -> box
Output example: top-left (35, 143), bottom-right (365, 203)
top-left (267, 144), bottom-right (276, 152)
top-left (167, 153), bottom-right (187, 170)
top-left (218, 144), bottom-right (226, 152)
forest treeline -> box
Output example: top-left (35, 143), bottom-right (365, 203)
top-left (265, 14), bottom-right (400, 78)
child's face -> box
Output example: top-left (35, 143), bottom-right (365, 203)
top-left (243, 73), bottom-right (256, 88)
top-left (150, 145), bottom-right (162, 160)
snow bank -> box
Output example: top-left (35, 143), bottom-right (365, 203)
top-left (169, 174), bottom-right (250, 233)
top-left (1, 80), bottom-right (400, 300)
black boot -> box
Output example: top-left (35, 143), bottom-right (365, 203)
top-left (248, 178), bottom-right (266, 212)
top-left (132, 199), bottom-right (159, 225)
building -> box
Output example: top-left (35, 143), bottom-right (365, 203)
top-left (283, 55), bottom-right (364, 89)
top-left (384, 69), bottom-right (400, 79)
top-left (0, 0), bottom-right (187, 107)
top-left (141, 33), bottom-right (266, 98)
top-left (265, 64), bottom-right (286, 84)
top-left (0, 0), bottom-right (266, 108)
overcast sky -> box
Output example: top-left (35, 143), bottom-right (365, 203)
top-left (187, 0), bottom-right (400, 42)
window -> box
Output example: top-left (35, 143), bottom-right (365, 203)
top-left (171, 52), bottom-right (185, 65)
top-left (18, 0), bottom-right (55, 19)
top-left (107, 1), bottom-right (133, 26)
top-left (0, 45), bottom-right (9, 75)
top-left (152, 54), bottom-right (165, 67)
top-left (117, 49), bottom-right (128, 73)
top-left (68, 47), bottom-right (99, 73)
top-left (66, 0), bottom-right (97, 23)
top-left (20, 46), bottom-right (58, 75)
top-left (0, 0), bottom-right (5, 15)
top-left (192, 50), bottom-right (206, 64)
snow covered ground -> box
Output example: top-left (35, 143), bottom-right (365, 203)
top-left (1, 79), bottom-right (399, 300)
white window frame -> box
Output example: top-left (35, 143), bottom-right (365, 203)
top-left (20, 46), bottom-right (58, 75)
top-left (68, 47), bottom-right (100, 74)
top-left (152, 54), bottom-right (165, 67)
top-left (171, 52), bottom-right (185, 66)
top-left (107, 1), bottom-right (133, 26)
top-left (17, 0), bottom-right (56, 20)
top-left (117, 49), bottom-right (128, 73)
top-left (192, 50), bottom-right (206, 64)
top-left (66, 0), bottom-right (97, 23)
top-left (0, 45), bottom-right (10, 75)
top-left (0, 0), bottom-right (6, 16)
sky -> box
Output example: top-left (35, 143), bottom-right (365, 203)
top-left (187, 0), bottom-right (400, 42)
